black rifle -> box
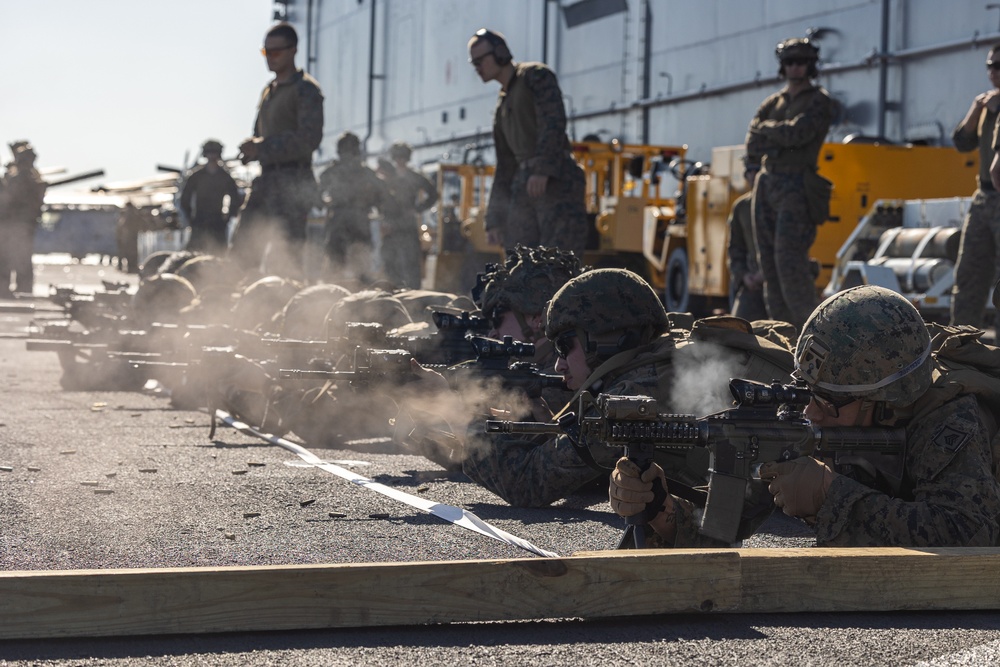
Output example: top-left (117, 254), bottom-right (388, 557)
top-left (485, 378), bottom-right (905, 545)
top-left (446, 335), bottom-right (564, 395)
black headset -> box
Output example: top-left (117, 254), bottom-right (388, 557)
top-left (474, 28), bottom-right (512, 66)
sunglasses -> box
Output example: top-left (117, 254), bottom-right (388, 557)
top-left (811, 391), bottom-right (856, 419)
top-left (988, 61), bottom-right (1000, 71)
top-left (782, 58), bottom-right (812, 67)
top-left (469, 51), bottom-right (494, 67)
top-left (553, 330), bottom-right (578, 359)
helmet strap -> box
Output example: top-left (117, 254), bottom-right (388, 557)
top-left (853, 399), bottom-right (877, 427)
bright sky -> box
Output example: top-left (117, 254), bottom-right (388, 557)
top-left (1, 0), bottom-right (276, 190)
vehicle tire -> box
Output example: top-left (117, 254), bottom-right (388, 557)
top-left (663, 246), bottom-right (689, 313)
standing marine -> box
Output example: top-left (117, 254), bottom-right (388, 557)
top-left (318, 131), bottom-right (389, 287)
top-left (180, 139), bottom-right (244, 254)
top-left (745, 37), bottom-right (836, 331)
top-left (467, 28), bottom-right (588, 260)
top-left (379, 141), bottom-right (438, 289)
top-left (231, 22), bottom-right (323, 280)
top-left (0, 141), bottom-right (46, 296)
top-left (951, 43), bottom-right (1000, 335)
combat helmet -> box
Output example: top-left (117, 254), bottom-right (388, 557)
top-left (775, 37), bottom-right (819, 77)
top-left (202, 139), bottom-right (224, 156)
top-left (793, 285), bottom-right (932, 407)
top-left (478, 245), bottom-right (583, 321)
top-left (544, 268), bottom-right (669, 357)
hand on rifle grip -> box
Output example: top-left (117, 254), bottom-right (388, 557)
top-left (759, 456), bottom-right (836, 520)
top-left (609, 457), bottom-right (669, 520)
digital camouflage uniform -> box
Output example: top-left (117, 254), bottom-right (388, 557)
top-left (318, 159), bottom-right (388, 284)
top-left (380, 165), bottom-right (437, 289)
top-left (486, 62), bottom-right (588, 259)
top-left (180, 164), bottom-right (243, 253)
top-left (0, 155), bottom-right (46, 294)
top-left (465, 267), bottom-right (794, 511)
top-left (803, 288), bottom-right (1000, 546)
top-left (950, 103), bottom-right (1000, 333)
top-left (746, 81), bottom-right (834, 330)
top-left (230, 68), bottom-right (323, 279)
top-left (727, 191), bottom-right (768, 321)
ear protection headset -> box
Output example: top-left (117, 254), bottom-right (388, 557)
top-left (474, 28), bottom-right (512, 66)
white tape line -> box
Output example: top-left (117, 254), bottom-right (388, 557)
top-left (216, 410), bottom-right (559, 558)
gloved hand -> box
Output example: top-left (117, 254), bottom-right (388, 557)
top-left (759, 456), bottom-right (837, 519)
top-left (609, 457), bottom-right (669, 519)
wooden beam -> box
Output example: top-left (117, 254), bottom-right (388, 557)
top-left (1, 548), bottom-right (999, 639)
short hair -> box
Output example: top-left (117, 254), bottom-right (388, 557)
top-left (267, 22), bottom-right (298, 48)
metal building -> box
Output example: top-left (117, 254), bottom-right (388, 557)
top-left (274, 0), bottom-right (1000, 166)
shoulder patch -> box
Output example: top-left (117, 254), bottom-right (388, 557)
top-left (930, 423), bottom-right (973, 452)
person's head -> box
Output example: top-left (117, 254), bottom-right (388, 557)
top-left (12, 141), bottom-right (36, 166)
top-left (544, 268), bottom-right (669, 390)
top-left (337, 131), bottom-right (362, 159)
top-left (202, 139), bottom-right (223, 156)
top-left (389, 141), bottom-right (412, 164)
top-left (987, 43), bottom-right (1000, 90)
top-left (477, 245), bottom-right (583, 344)
top-left (794, 285), bottom-right (933, 426)
top-left (202, 139), bottom-right (223, 168)
top-left (262, 22), bottom-right (298, 75)
top-left (775, 37), bottom-right (819, 81)
top-left (468, 28), bottom-right (513, 83)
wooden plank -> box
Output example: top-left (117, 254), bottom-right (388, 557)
top-left (738, 547), bottom-right (1000, 613)
top-left (2, 548), bottom-right (999, 639)
top-left (0, 552), bottom-right (741, 639)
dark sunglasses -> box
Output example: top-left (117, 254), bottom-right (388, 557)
top-left (782, 58), bottom-right (811, 67)
top-left (988, 61), bottom-right (1000, 71)
top-left (469, 51), bottom-right (494, 67)
top-left (553, 330), bottom-right (578, 359)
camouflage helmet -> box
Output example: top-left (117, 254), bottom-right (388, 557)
top-left (337, 131), bottom-right (361, 157)
top-left (130, 273), bottom-right (197, 325)
top-left (389, 141), bottom-right (412, 162)
top-left (544, 268), bottom-right (669, 340)
top-left (201, 139), bottom-right (223, 156)
top-left (478, 245), bottom-right (583, 319)
top-left (793, 285), bottom-right (932, 407)
top-left (775, 37), bottom-right (819, 61)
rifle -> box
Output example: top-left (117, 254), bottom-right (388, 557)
top-left (485, 378), bottom-right (905, 545)
top-left (447, 335), bottom-right (564, 395)
top-left (279, 347), bottom-right (418, 388)
top-left (278, 334), bottom-right (564, 396)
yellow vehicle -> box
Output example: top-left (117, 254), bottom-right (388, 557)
top-left (426, 140), bottom-right (976, 314)
top-left (426, 141), bottom-right (690, 293)
top-left (664, 142), bottom-right (978, 313)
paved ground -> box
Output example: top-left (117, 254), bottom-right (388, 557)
top-left (0, 255), bottom-right (999, 666)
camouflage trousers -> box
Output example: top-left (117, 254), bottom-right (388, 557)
top-left (752, 170), bottom-right (818, 330)
top-left (505, 161), bottom-right (589, 260)
top-left (951, 188), bottom-right (1000, 333)
top-left (230, 167), bottom-right (317, 280)
top-left (732, 283), bottom-right (768, 322)
top-left (380, 226), bottom-right (422, 289)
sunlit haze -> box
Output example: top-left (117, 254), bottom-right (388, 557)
top-left (2, 0), bottom-right (276, 190)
